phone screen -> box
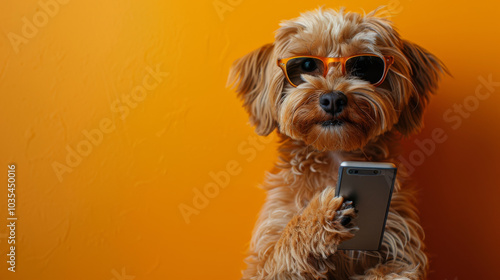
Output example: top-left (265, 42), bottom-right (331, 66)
top-left (335, 162), bottom-right (396, 251)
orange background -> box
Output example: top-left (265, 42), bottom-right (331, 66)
top-left (1, 0), bottom-right (499, 279)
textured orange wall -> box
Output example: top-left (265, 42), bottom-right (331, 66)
top-left (0, 0), bottom-right (499, 279)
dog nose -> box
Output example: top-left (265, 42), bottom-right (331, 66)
top-left (319, 91), bottom-right (347, 115)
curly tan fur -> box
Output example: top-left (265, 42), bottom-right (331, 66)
top-left (228, 7), bottom-right (445, 280)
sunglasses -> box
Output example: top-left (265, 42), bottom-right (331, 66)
top-left (277, 54), bottom-right (394, 87)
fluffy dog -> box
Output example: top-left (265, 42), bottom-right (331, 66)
top-left (228, 7), bottom-right (445, 280)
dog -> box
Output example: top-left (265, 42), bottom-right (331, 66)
top-left (228, 7), bottom-right (445, 280)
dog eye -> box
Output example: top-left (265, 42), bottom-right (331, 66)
top-left (345, 56), bottom-right (386, 84)
top-left (301, 59), bottom-right (318, 72)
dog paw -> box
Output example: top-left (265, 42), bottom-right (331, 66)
top-left (313, 188), bottom-right (357, 227)
top-left (301, 188), bottom-right (358, 247)
top-left (332, 200), bottom-right (358, 233)
top-left (291, 189), bottom-right (358, 259)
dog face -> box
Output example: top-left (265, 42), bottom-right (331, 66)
top-left (228, 8), bottom-right (444, 151)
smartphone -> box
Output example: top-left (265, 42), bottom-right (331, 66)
top-left (335, 161), bottom-right (397, 251)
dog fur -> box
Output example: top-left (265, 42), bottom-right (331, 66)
top-left (228, 7), bottom-right (445, 280)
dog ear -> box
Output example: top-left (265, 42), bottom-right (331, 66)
top-left (395, 40), bottom-right (446, 135)
top-left (227, 43), bottom-right (278, 136)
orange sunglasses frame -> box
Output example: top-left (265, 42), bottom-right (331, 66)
top-left (277, 54), bottom-right (394, 87)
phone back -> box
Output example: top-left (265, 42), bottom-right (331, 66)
top-left (335, 161), bottom-right (397, 251)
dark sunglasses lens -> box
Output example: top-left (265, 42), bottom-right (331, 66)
top-left (345, 56), bottom-right (385, 84)
top-left (286, 57), bottom-right (324, 86)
